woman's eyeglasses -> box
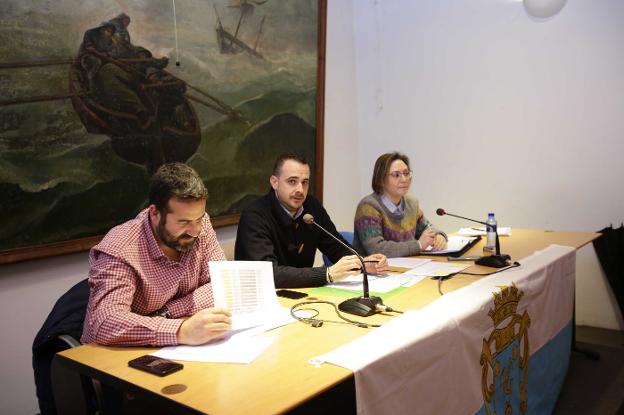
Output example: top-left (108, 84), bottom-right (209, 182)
top-left (387, 170), bottom-right (412, 179)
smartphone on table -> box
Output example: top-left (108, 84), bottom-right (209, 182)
top-left (276, 289), bottom-right (308, 299)
top-left (128, 355), bottom-right (183, 377)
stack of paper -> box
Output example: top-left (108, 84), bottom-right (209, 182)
top-left (329, 260), bottom-right (470, 293)
top-left (152, 261), bottom-right (299, 364)
top-left (330, 273), bottom-right (414, 293)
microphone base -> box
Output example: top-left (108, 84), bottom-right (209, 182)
top-left (476, 254), bottom-right (511, 268)
top-left (338, 296), bottom-right (383, 317)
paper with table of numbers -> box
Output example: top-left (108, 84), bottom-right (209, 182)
top-left (209, 260), bottom-right (281, 330)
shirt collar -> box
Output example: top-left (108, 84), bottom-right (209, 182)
top-left (381, 193), bottom-right (405, 214)
top-left (279, 200), bottom-right (304, 220)
top-left (270, 189), bottom-right (305, 226)
top-left (142, 209), bottom-right (167, 260)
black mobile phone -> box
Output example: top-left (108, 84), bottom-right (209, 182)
top-left (128, 355), bottom-right (183, 377)
top-left (276, 289), bottom-right (308, 299)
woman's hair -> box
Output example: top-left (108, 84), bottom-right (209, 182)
top-left (371, 152), bottom-right (411, 194)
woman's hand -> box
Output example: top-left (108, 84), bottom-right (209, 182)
top-left (364, 253), bottom-right (388, 275)
top-left (432, 234), bottom-right (447, 250)
top-left (418, 228), bottom-right (436, 250)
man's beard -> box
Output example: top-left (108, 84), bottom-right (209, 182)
top-left (156, 215), bottom-right (198, 252)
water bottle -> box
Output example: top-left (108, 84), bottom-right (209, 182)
top-left (485, 213), bottom-right (497, 251)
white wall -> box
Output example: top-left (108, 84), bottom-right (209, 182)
top-left (351, 0), bottom-right (624, 328)
top-left (0, 252), bottom-right (90, 415)
top-left (323, 0), bottom-right (360, 227)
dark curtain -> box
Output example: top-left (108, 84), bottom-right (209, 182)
top-left (592, 225), bottom-right (624, 321)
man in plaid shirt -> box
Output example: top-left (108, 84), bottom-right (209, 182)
top-left (81, 163), bottom-right (231, 346)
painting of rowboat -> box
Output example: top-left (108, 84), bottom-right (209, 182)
top-left (0, 0), bottom-right (325, 263)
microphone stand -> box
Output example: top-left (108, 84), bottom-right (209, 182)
top-left (437, 209), bottom-right (511, 268)
top-left (305, 216), bottom-right (383, 317)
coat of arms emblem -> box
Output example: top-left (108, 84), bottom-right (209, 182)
top-left (481, 283), bottom-right (531, 415)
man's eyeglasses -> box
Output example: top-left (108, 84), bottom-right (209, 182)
top-left (387, 170), bottom-right (412, 179)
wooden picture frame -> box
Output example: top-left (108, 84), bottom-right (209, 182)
top-left (0, 0), bottom-right (326, 265)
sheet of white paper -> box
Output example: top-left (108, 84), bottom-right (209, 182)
top-left (209, 261), bottom-right (281, 330)
top-left (402, 262), bottom-right (470, 277)
top-left (424, 235), bottom-right (477, 254)
top-left (387, 257), bottom-right (431, 269)
top-left (226, 307), bottom-right (297, 340)
top-left (151, 307), bottom-right (297, 364)
top-left (152, 336), bottom-right (275, 364)
top-left (400, 275), bottom-right (428, 287)
top-left (456, 227), bottom-right (512, 237)
top-left (329, 273), bottom-right (412, 293)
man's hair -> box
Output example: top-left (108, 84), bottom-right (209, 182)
top-left (149, 162), bottom-right (208, 214)
top-left (371, 152), bottom-right (411, 194)
top-left (272, 152), bottom-right (309, 176)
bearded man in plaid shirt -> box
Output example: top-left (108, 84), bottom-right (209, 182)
top-left (81, 163), bottom-right (231, 346)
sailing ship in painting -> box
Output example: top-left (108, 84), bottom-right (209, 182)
top-left (214, 0), bottom-right (267, 59)
top-left (1, 12), bottom-right (244, 173)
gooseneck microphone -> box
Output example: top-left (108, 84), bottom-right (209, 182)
top-left (436, 208), bottom-right (512, 268)
top-left (302, 214), bottom-right (383, 317)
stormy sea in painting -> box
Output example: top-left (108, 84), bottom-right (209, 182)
top-left (0, 0), bottom-right (319, 250)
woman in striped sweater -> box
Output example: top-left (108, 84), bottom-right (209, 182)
top-left (353, 152), bottom-right (447, 257)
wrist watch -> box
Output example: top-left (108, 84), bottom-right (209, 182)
top-left (326, 267), bottom-right (334, 283)
top-left (152, 306), bottom-right (171, 318)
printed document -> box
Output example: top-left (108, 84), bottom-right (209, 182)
top-left (329, 273), bottom-right (411, 293)
top-left (153, 261), bottom-right (300, 364)
top-left (152, 307), bottom-right (298, 364)
top-left (209, 261), bottom-right (282, 330)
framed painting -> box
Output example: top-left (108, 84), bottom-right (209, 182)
top-left (0, 0), bottom-right (326, 264)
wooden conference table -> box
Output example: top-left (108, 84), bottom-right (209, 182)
top-left (54, 229), bottom-right (599, 415)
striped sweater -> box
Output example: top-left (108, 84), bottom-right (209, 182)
top-left (353, 193), bottom-right (444, 257)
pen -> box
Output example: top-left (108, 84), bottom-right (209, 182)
top-left (363, 260), bottom-right (379, 263)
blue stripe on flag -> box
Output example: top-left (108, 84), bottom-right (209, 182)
top-left (475, 320), bottom-right (572, 415)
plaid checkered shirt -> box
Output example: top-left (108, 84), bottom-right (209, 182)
top-left (81, 208), bottom-right (225, 346)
